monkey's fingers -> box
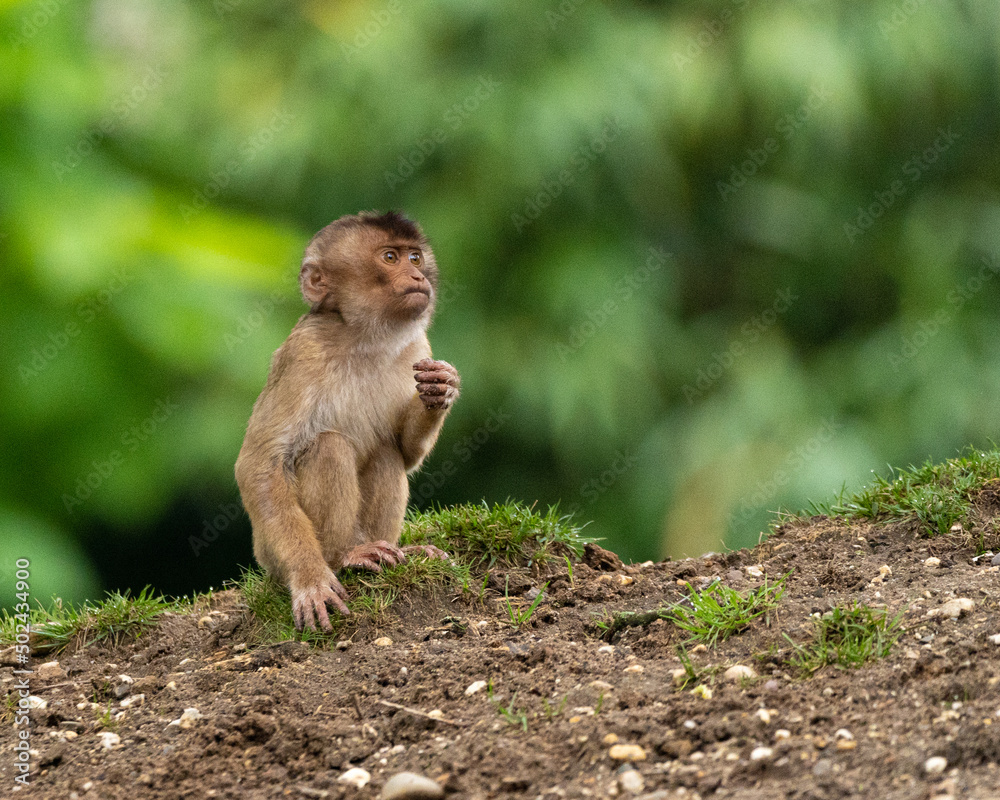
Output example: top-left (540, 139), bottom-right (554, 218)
top-left (416, 382), bottom-right (453, 396)
top-left (414, 368), bottom-right (460, 387)
top-left (414, 358), bottom-right (450, 371)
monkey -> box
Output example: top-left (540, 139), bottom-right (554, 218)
top-left (235, 211), bottom-right (460, 631)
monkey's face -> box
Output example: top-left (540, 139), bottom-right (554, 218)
top-left (370, 243), bottom-right (434, 320)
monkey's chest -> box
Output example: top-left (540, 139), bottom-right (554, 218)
top-left (310, 365), bottom-right (411, 454)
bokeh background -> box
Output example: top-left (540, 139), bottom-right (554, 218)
top-left (3, 0), bottom-right (999, 608)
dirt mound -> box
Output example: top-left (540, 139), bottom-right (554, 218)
top-left (4, 515), bottom-right (1000, 799)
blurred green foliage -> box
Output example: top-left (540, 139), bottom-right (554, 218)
top-left (2, 0), bottom-right (1000, 606)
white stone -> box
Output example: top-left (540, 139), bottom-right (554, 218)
top-left (623, 664), bottom-right (644, 674)
top-left (835, 728), bottom-right (854, 740)
top-left (465, 680), bottom-right (487, 696)
top-left (26, 696), bottom-right (47, 710)
top-left (618, 769), bottom-right (645, 795)
top-left (925, 756), bottom-right (948, 774)
top-left (339, 767), bottom-right (371, 789)
top-left (746, 565), bottom-right (764, 578)
top-left (929, 598), bottom-right (974, 620)
top-left (37, 661), bottom-right (66, 680)
top-left (381, 771), bottom-right (444, 800)
top-left (374, 637), bottom-right (393, 647)
top-left (120, 694), bottom-right (145, 709)
top-left (774, 729), bottom-right (791, 741)
top-left (723, 665), bottom-right (757, 682)
top-left (750, 746), bottom-right (774, 761)
top-left (755, 708), bottom-right (771, 724)
top-left (989, 634), bottom-right (1000, 646)
top-left (924, 557), bottom-right (941, 568)
top-left (172, 708), bottom-right (204, 729)
top-left (98, 732), bottom-right (120, 749)
top-left (598, 645), bottom-right (616, 654)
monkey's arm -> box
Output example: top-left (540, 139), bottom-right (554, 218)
top-left (235, 386), bottom-right (350, 631)
top-left (398, 358), bottom-right (460, 472)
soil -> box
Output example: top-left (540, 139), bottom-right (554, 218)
top-left (4, 511), bottom-right (1000, 800)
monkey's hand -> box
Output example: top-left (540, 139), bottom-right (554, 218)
top-left (413, 358), bottom-right (460, 410)
top-left (291, 568), bottom-right (350, 632)
top-left (403, 544), bottom-right (450, 561)
top-left (343, 541), bottom-right (406, 571)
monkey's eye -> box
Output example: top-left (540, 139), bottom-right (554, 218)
top-left (383, 250), bottom-right (398, 264)
top-left (409, 251), bottom-right (422, 266)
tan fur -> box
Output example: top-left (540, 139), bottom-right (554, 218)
top-left (235, 212), bottom-right (459, 630)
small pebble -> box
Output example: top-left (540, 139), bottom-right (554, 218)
top-left (989, 634), bottom-right (1000, 646)
top-left (991, 553), bottom-right (1000, 567)
top-left (381, 771), bottom-right (443, 800)
top-left (763, 679), bottom-right (780, 692)
top-left (98, 732), bottom-right (120, 749)
top-left (609, 744), bottom-right (647, 761)
top-left (339, 767), bottom-right (372, 789)
top-left (836, 739), bottom-right (857, 750)
top-left (37, 661), bottom-right (66, 680)
top-left (618, 769), bottom-right (644, 794)
top-left (598, 645), bottom-right (615, 654)
top-left (374, 637), bottom-right (393, 647)
top-left (925, 756), bottom-right (948, 775)
top-left (26, 696), bottom-right (47, 710)
top-left (834, 728), bottom-right (853, 740)
top-left (746, 565), bottom-right (764, 578)
top-left (670, 669), bottom-right (687, 687)
top-left (723, 664), bottom-right (757, 682)
top-left (336, 640), bottom-right (351, 650)
top-left (590, 680), bottom-right (614, 692)
top-left (120, 694), bottom-right (145, 709)
top-left (624, 664), bottom-right (644, 674)
top-left (749, 746), bottom-right (773, 761)
top-left (755, 708), bottom-right (771, 724)
top-left (774, 729), bottom-right (791, 741)
top-left (619, 575), bottom-right (635, 586)
top-left (812, 759), bottom-right (833, 777)
top-left (929, 598), bottom-right (975, 620)
top-left (603, 733), bottom-right (619, 745)
top-left (924, 557), bottom-right (942, 568)
top-left (465, 680), bottom-right (487, 696)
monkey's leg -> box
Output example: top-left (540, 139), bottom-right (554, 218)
top-left (357, 446), bottom-right (449, 564)
top-left (348, 446), bottom-right (409, 569)
top-left (297, 431), bottom-right (365, 568)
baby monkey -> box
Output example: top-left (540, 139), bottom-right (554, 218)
top-left (235, 211), bottom-right (460, 631)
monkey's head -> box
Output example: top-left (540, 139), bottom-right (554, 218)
top-left (299, 211), bottom-right (439, 329)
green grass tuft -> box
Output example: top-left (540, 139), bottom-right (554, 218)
top-left (809, 448), bottom-right (1000, 537)
top-left (402, 500), bottom-right (593, 570)
top-left (664, 573), bottom-right (788, 647)
top-left (0, 587), bottom-right (182, 653)
top-left (785, 604), bottom-right (904, 674)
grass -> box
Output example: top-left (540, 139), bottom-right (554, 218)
top-left (598, 573), bottom-right (787, 646)
top-left (240, 501), bottom-right (589, 643)
top-left (402, 500), bottom-right (594, 570)
top-left (0, 587), bottom-right (183, 654)
top-left (808, 448), bottom-right (1000, 538)
top-left (501, 579), bottom-right (549, 627)
top-left (487, 681), bottom-right (529, 732)
top-left (785, 604), bottom-right (905, 675)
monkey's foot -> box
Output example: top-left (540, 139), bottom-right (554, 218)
top-left (292, 569), bottom-right (350, 632)
top-left (343, 541), bottom-right (406, 572)
top-left (403, 544), bottom-right (450, 561)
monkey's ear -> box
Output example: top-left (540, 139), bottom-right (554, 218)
top-left (300, 259), bottom-right (331, 307)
